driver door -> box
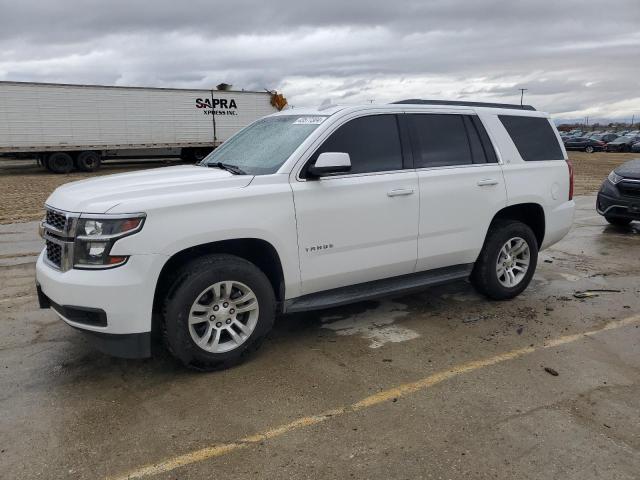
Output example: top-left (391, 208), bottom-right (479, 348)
top-left (290, 114), bottom-right (419, 295)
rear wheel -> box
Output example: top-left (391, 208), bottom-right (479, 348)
top-left (604, 215), bottom-right (631, 227)
top-left (75, 151), bottom-right (102, 172)
top-left (471, 220), bottom-right (538, 300)
top-left (46, 152), bottom-right (74, 174)
top-left (163, 254), bottom-right (275, 371)
top-left (584, 145), bottom-right (594, 153)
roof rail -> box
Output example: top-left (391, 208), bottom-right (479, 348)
top-left (391, 99), bottom-right (536, 111)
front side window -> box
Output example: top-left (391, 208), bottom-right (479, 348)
top-left (203, 115), bottom-right (327, 175)
top-left (307, 114), bottom-right (403, 175)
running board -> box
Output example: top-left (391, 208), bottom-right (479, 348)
top-left (283, 263), bottom-right (473, 314)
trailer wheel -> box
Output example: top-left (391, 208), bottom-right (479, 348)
top-left (181, 147), bottom-right (212, 163)
top-left (46, 152), bottom-right (75, 174)
top-left (75, 151), bottom-right (102, 172)
top-left (193, 148), bottom-right (212, 162)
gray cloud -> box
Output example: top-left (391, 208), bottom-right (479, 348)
top-left (1, 0), bottom-right (639, 121)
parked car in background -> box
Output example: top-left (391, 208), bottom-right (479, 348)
top-left (589, 133), bottom-right (618, 144)
top-left (563, 136), bottom-right (605, 153)
top-left (605, 136), bottom-right (640, 152)
top-left (597, 159), bottom-right (640, 226)
top-left (631, 141), bottom-right (640, 153)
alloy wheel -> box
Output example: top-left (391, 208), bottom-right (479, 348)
top-left (496, 237), bottom-right (531, 288)
top-left (188, 280), bottom-right (259, 353)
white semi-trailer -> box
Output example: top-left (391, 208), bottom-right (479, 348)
top-left (0, 81), bottom-right (286, 173)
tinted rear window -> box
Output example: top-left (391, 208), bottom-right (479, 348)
top-left (408, 114), bottom-right (472, 168)
top-left (499, 115), bottom-right (564, 161)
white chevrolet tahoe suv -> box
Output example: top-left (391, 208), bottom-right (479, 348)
top-left (36, 100), bottom-right (575, 370)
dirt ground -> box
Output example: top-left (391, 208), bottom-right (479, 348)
top-left (0, 152), bottom-right (637, 224)
top-left (0, 158), bottom-right (185, 224)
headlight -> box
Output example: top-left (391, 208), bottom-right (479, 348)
top-left (608, 170), bottom-right (623, 185)
top-left (74, 215), bottom-right (145, 268)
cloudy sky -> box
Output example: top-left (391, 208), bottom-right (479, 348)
top-left (1, 0), bottom-right (639, 123)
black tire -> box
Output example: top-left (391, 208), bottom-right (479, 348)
top-left (46, 152), bottom-right (74, 174)
top-left (193, 148), bottom-right (211, 162)
top-left (162, 254), bottom-right (276, 371)
top-left (75, 151), bottom-right (102, 172)
top-left (471, 220), bottom-right (538, 300)
top-left (584, 145), bottom-right (594, 153)
top-left (604, 215), bottom-right (631, 227)
top-left (180, 147), bottom-right (212, 163)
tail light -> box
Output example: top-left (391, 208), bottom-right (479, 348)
top-left (566, 159), bottom-right (574, 201)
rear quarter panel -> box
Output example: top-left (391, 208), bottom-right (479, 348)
top-left (479, 112), bottom-right (574, 249)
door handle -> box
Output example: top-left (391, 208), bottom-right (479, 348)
top-left (387, 188), bottom-right (415, 197)
top-left (477, 179), bottom-right (499, 186)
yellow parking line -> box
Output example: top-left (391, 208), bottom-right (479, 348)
top-left (108, 314), bottom-right (640, 480)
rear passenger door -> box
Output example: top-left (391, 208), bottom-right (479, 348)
top-left (407, 113), bottom-right (507, 272)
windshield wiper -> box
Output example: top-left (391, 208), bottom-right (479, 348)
top-left (207, 162), bottom-right (246, 175)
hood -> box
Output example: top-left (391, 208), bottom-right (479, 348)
top-left (46, 165), bottom-right (254, 213)
top-left (615, 159), bottom-right (640, 180)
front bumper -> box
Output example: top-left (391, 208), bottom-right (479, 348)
top-left (596, 180), bottom-right (640, 220)
top-left (36, 251), bottom-right (168, 358)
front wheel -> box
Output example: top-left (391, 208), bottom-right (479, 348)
top-left (163, 254), bottom-right (275, 370)
top-left (585, 145), bottom-right (594, 153)
top-left (471, 220), bottom-right (538, 300)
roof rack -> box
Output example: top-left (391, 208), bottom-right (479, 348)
top-left (391, 99), bottom-right (536, 111)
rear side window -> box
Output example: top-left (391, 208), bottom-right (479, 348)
top-left (408, 114), bottom-right (472, 168)
top-left (310, 114), bottom-right (403, 174)
top-left (499, 115), bottom-right (564, 161)
top-left (407, 114), bottom-right (496, 168)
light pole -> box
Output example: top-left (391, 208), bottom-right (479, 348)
top-left (519, 88), bottom-right (528, 106)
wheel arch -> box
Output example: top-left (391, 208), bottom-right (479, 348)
top-left (490, 203), bottom-right (545, 248)
top-left (152, 238), bottom-right (286, 321)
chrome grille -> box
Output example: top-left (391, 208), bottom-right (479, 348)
top-left (45, 240), bottom-right (62, 268)
top-left (42, 207), bottom-right (78, 271)
top-left (46, 209), bottom-right (67, 231)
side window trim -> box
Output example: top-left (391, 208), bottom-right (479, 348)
top-left (461, 115), bottom-right (485, 164)
top-left (397, 114), bottom-right (414, 170)
top-left (471, 116), bottom-right (499, 164)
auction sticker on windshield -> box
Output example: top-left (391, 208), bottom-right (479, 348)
top-left (293, 116), bottom-right (326, 125)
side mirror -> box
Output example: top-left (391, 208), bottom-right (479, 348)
top-left (307, 152), bottom-right (351, 178)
